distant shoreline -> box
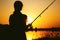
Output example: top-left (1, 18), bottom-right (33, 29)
top-left (0, 24), bottom-right (60, 31)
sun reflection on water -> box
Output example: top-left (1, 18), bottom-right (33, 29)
top-left (27, 37), bottom-right (32, 40)
top-left (26, 31), bottom-right (60, 40)
top-left (26, 31), bottom-right (46, 40)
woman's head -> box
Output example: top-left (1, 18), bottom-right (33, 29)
top-left (14, 1), bottom-right (23, 11)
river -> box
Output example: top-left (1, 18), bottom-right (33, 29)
top-left (26, 31), bottom-right (60, 40)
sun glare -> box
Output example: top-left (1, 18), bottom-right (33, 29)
top-left (27, 17), bottom-right (33, 24)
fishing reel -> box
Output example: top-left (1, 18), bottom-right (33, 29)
top-left (28, 23), bottom-right (33, 30)
top-left (25, 23), bottom-right (33, 32)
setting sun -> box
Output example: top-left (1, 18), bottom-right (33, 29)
top-left (27, 17), bottom-right (33, 24)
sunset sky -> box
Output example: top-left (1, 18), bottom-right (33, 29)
top-left (0, 0), bottom-right (60, 28)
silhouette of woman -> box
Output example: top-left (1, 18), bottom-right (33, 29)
top-left (9, 1), bottom-right (31, 40)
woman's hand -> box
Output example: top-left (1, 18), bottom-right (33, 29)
top-left (28, 23), bottom-right (32, 27)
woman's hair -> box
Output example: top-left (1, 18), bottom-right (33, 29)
top-left (14, 1), bottom-right (23, 11)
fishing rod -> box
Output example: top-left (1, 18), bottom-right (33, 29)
top-left (31, 0), bottom-right (56, 24)
top-left (26, 0), bottom-right (56, 31)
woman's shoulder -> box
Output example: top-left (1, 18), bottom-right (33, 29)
top-left (22, 14), bottom-right (27, 17)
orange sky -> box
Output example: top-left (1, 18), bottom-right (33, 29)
top-left (0, 0), bottom-right (60, 28)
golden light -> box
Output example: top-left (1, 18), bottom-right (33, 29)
top-left (27, 17), bottom-right (33, 25)
top-left (26, 32), bottom-right (34, 40)
top-left (27, 37), bottom-right (32, 40)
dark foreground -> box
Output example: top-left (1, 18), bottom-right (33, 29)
top-left (0, 24), bottom-right (60, 40)
top-left (33, 37), bottom-right (60, 40)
